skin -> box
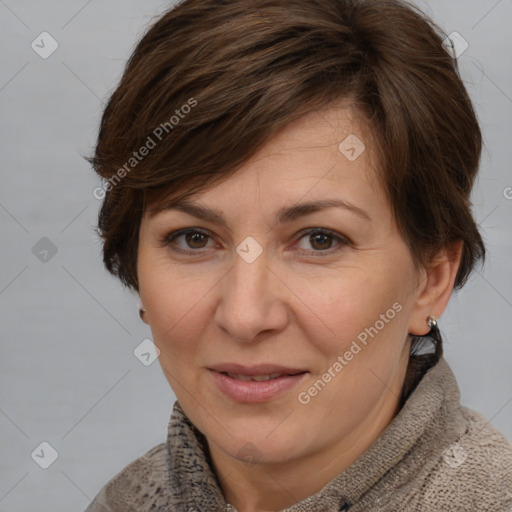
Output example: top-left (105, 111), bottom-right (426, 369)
top-left (137, 104), bottom-right (462, 512)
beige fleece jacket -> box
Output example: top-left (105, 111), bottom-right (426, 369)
top-left (85, 358), bottom-right (512, 511)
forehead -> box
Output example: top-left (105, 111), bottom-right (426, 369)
top-left (146, 103), bottom-right (385, 219)
top-left (269, 104), bottom-right (370, 151)
top-left (242, 105), bottom-right (377, 182)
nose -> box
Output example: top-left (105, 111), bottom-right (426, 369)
top-left (214, 244), bottom-right (289, 342)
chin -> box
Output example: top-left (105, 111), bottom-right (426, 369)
top-left (219, 424), bottom-right (304, 463)
top-left (230, 440), bottom-right (298, 466)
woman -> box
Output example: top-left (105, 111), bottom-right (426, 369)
top-left (85, 0), bottom-right (512, 510)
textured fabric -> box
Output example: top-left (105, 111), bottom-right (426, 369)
top-left (85, 358), bottom-right (512, 511)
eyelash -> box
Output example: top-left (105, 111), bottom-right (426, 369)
top-left (162, 227), bottom-right (350, 257)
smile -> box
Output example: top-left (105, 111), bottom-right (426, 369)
top-left (209, 369), bottom-right (308, 403)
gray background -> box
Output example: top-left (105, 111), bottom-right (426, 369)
top-left (0, 1), bottom-right (511, 511)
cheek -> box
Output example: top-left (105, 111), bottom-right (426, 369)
top-left (289, 262), bottom-right (410, 356)
top-left (138, 258), bottom-right (216, 354)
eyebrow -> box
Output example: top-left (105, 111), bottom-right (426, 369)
top-left (152, 198), bottom-right (371, 226)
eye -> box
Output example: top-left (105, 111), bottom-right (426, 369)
top-left (163, 228), bottom-right (214, 253)
top-left (162, 227), bottom-right (349, 256)
top-left (292, 228), bottom-right (349, 256)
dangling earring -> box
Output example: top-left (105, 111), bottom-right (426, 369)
top-left (138, 298), bottom-right (146, 321)
top-left (426, 315), bottom-right (443, 358)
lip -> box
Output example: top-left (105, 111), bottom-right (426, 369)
top-left (208, 368), bottom-right (308, 403)
top-left (208, 363), bottom-right (307, 376)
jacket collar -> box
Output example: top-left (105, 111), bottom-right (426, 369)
top-left (163, 358), bottom-right (466, 511)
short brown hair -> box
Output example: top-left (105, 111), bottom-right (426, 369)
top-left (89, 0), bottom-right (485, 399)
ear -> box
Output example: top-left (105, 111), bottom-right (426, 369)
top-left (408, 241), bottom-right (463, 336)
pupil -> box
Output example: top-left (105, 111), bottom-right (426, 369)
top-left (311, 233), bottom-right (331, 250)
top-left (187, 232), bottom-right (206, 248)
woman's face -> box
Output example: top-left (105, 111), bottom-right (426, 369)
top-left (137, 106), bottom-right (430, 470)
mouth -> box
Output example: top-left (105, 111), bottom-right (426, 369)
top-left (219, 371), bottom-right (306, 382)
top-left (208, 366), bottom-right (309, 403)
top-left (208, 362), bottom-right (308, 376)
